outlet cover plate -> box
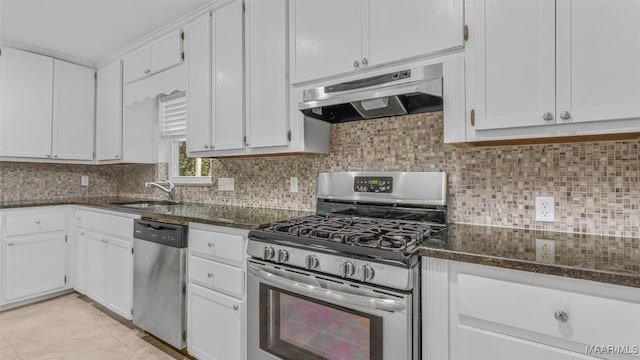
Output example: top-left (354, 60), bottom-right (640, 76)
top-left (218, 177), bottom-right (234, 191)
top-left (290, 177), bottom-right (299, 193)
top-left (535, 196), bottom-right (555, 222)
top-left (535, 238), bottom-right (555, 264)
top-left (81, 176), bottom-right (89, 187)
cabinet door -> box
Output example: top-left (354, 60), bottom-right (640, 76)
top-left (290, 0), bottom-right (362, 83)
top-left (96, 60), bottom-right (123, 161)
top-left (106, 236), bottom-right (133, 319)
top-left (185, 13), bottom-right (212, 153)
top-left (0, 47), bottom-right (53, 158)
top-left (188, 284), bottom-right (243, 360)
top-left (470, 0), bottom-right (556, 130)
top-left (245, 0), bottom-right (289, 148)
top-left (123, 47), bottom-right (150, 84)
top-left (556, 0), bottom-right (640, 125)
top-left (211, 0), bottom-right (244, 151)
top-left (4, 233), bottom-right (67, 301)
top-left (150, 29), bottom-right (183, 75)
top-left (367, 0), bottom-right (463, 66)
top-left (86, 233), bottom-right (107, 304)
top-left (52, 60), bottom-right (95, 160)
top-left (74, 229), bottom-right (87, 294)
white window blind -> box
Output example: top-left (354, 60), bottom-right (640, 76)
top-left (160, 91), bottom-right (187, 137)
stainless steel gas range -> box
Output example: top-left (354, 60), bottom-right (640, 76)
top-left (247, 171), bottom-right (447, 360)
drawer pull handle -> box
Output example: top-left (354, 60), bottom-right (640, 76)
top-left (207, 242), bottom-right (215, 248)
top-left (233, 305), bottom-right (239, 311)
top-left (554, 310), bottom-right (569, 322)
top-left (207, 272), bottom-right (214, 278)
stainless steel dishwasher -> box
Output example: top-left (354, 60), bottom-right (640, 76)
top-left (133, 219), bottom-right (187, 349)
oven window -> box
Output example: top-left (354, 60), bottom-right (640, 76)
top-left (260, 284), bottom-right (383, 360)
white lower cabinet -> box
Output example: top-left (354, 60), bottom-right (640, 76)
top-left (1, 206), bottom-right (69, 308)
top-left (188, 283), bottom-right (243, 360)
top-left (86, 232), bottom-right (133, 319)
top-left (4, 233), bottom-right (67, 302)
top-left (74, 228), bottom-right (87, 294)
top-left (187, 223), bottom-right (247, 360)
top-left (422, 258), bottom-right (640, 360)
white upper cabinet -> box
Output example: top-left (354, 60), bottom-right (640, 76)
top-left (245, 0), bottom-right (289, 148)
top-left (185, 1), bottom-right (244, 154)
top-left (290, 0), bottom-right (362, 83)
top-left (460, 0), bottom-right (640, 142)
top-left (0, 48), bottom-right (95, 160)
top-left (185, 13), bottom-right (213, 153)
top-left (95, 60), bottom-right (123, 161)
top-left (469, 0), bottom-right (556, 130)
top-left (124, 29), bottom-right (183, 84)
top-left (367, 0), bottom-right (463, 66)
top-left (52, 59), bottom-right (95, 160)
top-left (0, 48), bottom-right (54, 158)
top-left (290, 0), bottom-right (463, 84)
top-left (555, 0), bottom-right (640, 125)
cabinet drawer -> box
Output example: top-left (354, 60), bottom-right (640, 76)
top-left (189, 256), bottom-right (244, 297)
top-left (457, 273), bottom-right (640, 349)
top-left (189, 229), bottom-right (244, 264)
top-left (87, 212), bottom-right (132, 239)
top-left (5, 210), bottom-right (66, 236)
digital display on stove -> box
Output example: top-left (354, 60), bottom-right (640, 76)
top-left (354, 176), bottom-right (393, 193)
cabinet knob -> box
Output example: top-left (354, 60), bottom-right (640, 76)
top-left (46, 154), bottom-right (51, 158)
top-left (115, 155), bottom-right (120, 159)
top-left (207, 272), bottom-right (214, 278)
top-left (207, 242), bottom-right (215, 248)
top-left (8, 241), bottom-right (14, 246)
top-left (232, 304), bottom-right (239, 311)
top-left (353, 60), bottom-right (360, 69)
top-left (204, 144), bottom-right (209, 149)
top-left (554, 310), bottom-right (569, 322)
top-left (560, 111), bottom-right (571, 120)
top-left (362, 57), bottom-right (369, 66)
top-left (53, 155), bottom-right (58, 158)
top-left (543, 112), bottom-right (554, 121)
top-left (35, 220), bottom-right (41, 224)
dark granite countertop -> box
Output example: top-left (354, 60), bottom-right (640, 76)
top-left (419, 223), bottom-right (640, 288)
top-left (0, 197), bottom-right (314, 230)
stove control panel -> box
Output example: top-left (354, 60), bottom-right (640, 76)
top-left (248, 240), bottom-right (414, 290)
top-left (353, 176), bottom-right (393, 193)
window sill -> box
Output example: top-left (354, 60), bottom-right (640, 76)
top-left (169, 177), bottom-right (212, 187)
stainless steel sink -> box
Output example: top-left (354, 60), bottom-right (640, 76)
top-left (109, 200), bottom-right (179, 208)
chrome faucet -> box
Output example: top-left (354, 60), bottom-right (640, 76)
top-left (145, 179), bottom-right (176, 201)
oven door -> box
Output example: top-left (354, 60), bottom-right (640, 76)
top-left (247, 259), bottom-right (414, 360)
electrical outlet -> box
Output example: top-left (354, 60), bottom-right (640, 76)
top-left (218, 177), bottom-right (234, 191)
top-left (290, 177), bottom-right (299, 193)
top-left (535, 196), bottom-right (555, 222)
top-left (81, 176), bottom-right (89, 187)
top-left (535, 238), bottom-right (555, 264)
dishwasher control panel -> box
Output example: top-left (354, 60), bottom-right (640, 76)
top-left (134, 219), bottom-right (188, 248)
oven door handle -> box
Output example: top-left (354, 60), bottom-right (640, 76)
top-left (248, 264), bottom-right (406, 313)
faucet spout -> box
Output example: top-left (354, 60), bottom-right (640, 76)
top-left (145, 180), bottom-right (176, 201)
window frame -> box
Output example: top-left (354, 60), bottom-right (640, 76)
top-left (168, 138), bottom-right (212, 186)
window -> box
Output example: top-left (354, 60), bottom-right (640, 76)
top-left (160, 91), bottom-right (212, 185)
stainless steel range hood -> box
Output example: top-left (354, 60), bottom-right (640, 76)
top-left (298, 64), bottom-right (443, 123)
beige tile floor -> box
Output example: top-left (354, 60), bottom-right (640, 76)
top-left (0, 293), bottom-right (191, 360)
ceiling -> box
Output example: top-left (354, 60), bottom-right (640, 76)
top-left (0, 0), bottom-right (210, 66)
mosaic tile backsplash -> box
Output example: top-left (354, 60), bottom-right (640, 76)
top-left (1, 112), bottom-right (638, 237)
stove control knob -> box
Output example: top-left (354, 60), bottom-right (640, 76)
top-left (276, 249), bottom-right (289, 263)
top-left (263, 246), bottom-right (276, 260)
top-left (358, 264), bottom-right (375, 282)
top-left (339, 261), bottom-right (355, 278)
top-left (305, 255), bottom-right (319, 270)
